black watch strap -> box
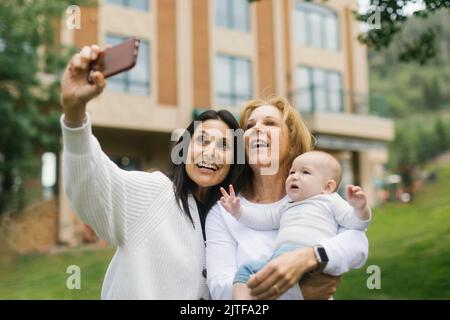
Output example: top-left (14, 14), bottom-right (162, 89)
top-left (311, 245), bottom-right (329, 274)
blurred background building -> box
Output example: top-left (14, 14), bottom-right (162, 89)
top-left (57, 0), bottom-right (394, 246)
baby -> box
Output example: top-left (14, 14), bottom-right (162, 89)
top-left (220, 150), bottom-right (371, 300)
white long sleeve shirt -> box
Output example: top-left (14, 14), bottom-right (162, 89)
top-left (205, 195), bottom-right (370, 300)
top-left (239, 193), bottom-right (371, 249)
top-left (61, 113), bottom-right (209, 300)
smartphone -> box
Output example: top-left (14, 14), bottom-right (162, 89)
top-left (88, 37), bottom-right (140, 84)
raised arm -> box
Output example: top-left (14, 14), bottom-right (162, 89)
top-left (319, 188), bottom-right (371, 275)
top-left (220, 185), bottom-right (282, 230)
top-left (62, 114), bottom-right (169, 246)
top-left (332, 190), bottom-right (371, 231)
top-left (239, 206), bottom-right (282, 230)
top-left (60, 45), bottom-right (168, 246)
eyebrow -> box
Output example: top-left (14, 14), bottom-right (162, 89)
top-left (247, 116), bottom-right (280, 122)
top-left (199, 130), bottom-right (231, 143)
top-left (296, 164), bottom-right (313, 171)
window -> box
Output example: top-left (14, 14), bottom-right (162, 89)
top-left (294, 2), bottom-right (339, 51)
top-left (312, 69), bottom-right (327, 112)
top-left (215, 54), bottom-right (252, 107)
top-left (215, 0), bottom-right (250, 32)
top-left (41, 152), bottom-right (57, 200)
top-left (295, 66), bottom-right (343, 113)
top-left (107, 0), bottom-right (149, 11)
top-left (105, 35), bottom-right (150, 95)
top-left (328, 72), bottom-right (343, 113)
top-left (296, 67), bottom-right (312, 113)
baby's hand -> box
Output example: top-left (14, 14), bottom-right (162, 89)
top-left (346, 185), bottom-right (370, 219)
top-left (220, 185), bottom-right (241, 219)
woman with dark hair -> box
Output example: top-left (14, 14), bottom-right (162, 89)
top-left (168, 109), bottom-right (245, 241)
top-left (60, 44), bottom-right (244, 299)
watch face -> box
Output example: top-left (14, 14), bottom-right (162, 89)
top-left (317, 247), bottom-right (329, 262)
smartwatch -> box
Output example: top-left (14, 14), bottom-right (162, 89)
top-left (311, 245), bottom-right (329, 274)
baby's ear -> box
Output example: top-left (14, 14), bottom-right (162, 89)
top-left (324, 180), bottom-right (337, 194)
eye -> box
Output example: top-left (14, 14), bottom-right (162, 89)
top-left (196, 134), bottom-right (208, 145)
top-left (302, 170), bottom-right (310, 175)
top-left (289, 170), bottom-right (296, 175)
top-left (245, 122), bottom-right (254, 130)
top-left (264, 118), bottom-right (280, 127)
top-left (218, 139), bottom-right (230, 150)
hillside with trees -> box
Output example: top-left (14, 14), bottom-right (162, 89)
top-left (369, 9), bottom-right (450, 192)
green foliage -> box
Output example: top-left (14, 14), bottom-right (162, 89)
top-left (435, 118), bottom-right (449, 151)
top-left (356, 0), bottom-right (450, 64)
top-left (0, 0), bottom-right (85, 214)
top-left (369, 9), bottom-right (450, 118)
top-left (369, 10), bottom-right (450, 171)
top-left (388, 113), bottom-right (450, 172)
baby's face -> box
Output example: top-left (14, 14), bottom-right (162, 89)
top-left (285, 153), bottom-right (334, 202)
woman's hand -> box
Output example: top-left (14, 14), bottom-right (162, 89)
top-left (300, 273), bottom-right (340, 300)
top-left (60, 45), bottom-right (107, 126)
top-left (246, 247), bottom-right (318, 300)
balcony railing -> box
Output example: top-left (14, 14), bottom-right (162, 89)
top-left (350, 91), bottom-right (390, 118)
top-left (289, 87), bottom-right (390, 118)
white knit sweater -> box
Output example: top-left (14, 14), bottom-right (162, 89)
top-left (61, 113), bottom-right (209, 300)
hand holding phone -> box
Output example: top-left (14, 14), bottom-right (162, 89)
top-left (88, 37), bottom-right (140, 84)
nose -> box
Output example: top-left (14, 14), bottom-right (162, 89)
top-left (201, 141), bottom-right (218, 163)
top-left (250, 121), bottom-right (264, 135)
top-left (252, 124), bottom-right (269, 140)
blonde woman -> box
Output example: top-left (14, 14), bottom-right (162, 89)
top-left (205, 96), bottom-right (369, 300)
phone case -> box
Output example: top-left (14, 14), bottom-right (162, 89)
top-left (88, 38), bottom-right (140, 84)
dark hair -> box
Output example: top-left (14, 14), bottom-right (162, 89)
top-left (168, 110), bottom-right (246, 225)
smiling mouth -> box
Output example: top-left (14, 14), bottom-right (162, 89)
top-left (196, 162), bottom-right (219, 172)
top-left (250, 139), bottom-right (269, 149)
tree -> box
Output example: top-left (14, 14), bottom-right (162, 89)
top-left (0, 0), bottom-right (85, 214)
top-left (368, 8), bottom-right (450, 118)
top-left (250, 0), bottom-right (450, 64)
top-left (356, 0), bottom-right (450, 65)
top-left (435, 118), bottom-right (449, 152)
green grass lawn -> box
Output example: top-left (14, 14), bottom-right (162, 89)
top-left (0, 247), bottom-right (114, 299)
top-left (1, 165), bottom-right (450, 299)
top-left (335, 164), bottom-right (450, 299)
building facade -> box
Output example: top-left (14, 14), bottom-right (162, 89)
top-left (58, 0), bottom-right (394, 246)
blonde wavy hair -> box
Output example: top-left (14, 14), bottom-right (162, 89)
top-left (239, 96), bottom-right (314, 189)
